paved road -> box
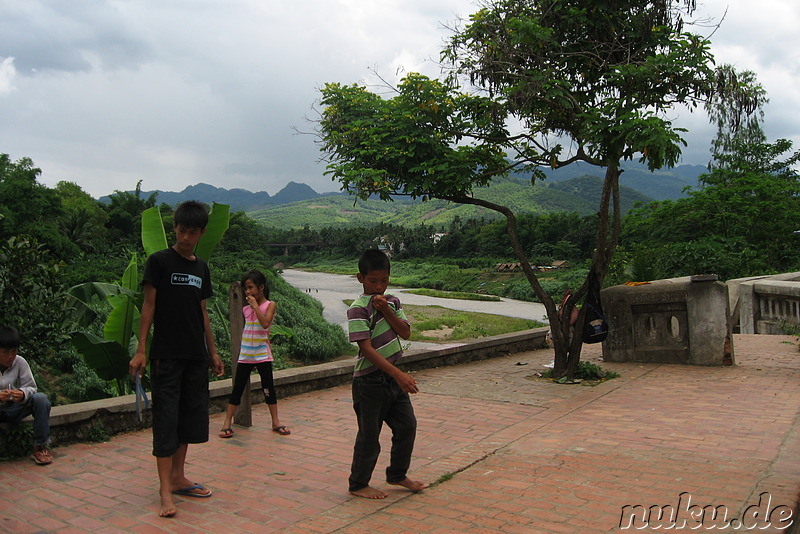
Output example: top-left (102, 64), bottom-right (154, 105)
top-left (280, 268), bottom-right (549, 350)
top-left (5, 335), bottom-right (798, 532)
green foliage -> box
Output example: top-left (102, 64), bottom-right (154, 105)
top-left (103, 180), bottom-right (158, 248)
top-left (55, 357), bottom-right (112, 402)
top-left (82, 421), bottom-right (110, 443)
top-left (444, 0), bottom-right (716, 171)
top-left (621, 139), bottom-right (800, 278)
top-left (69, 203), bottom-right (231, 395)
top-left (195, 204), bottom-right (230, 261)
top-left (0, 235), bottom-right (74, 363)
top-left (316, 0), bottom-right (741, 379)
top-left (0, 423), bottom-right (34, 459)
top-left (404, 304), bottom-right (544, 342)
top-left (55, 181), bottom-right (110, 253)
top-left (68, 255), bottom-right (141, 395)
top-left (320, 74), bottom-right (510, 202)
top-left (405, 288), bottom-right (501, 302)
top-left (543, 361), bottom-right (619, 381)
top-left (60, 250), bottom-right (135, 288)
top-left (141, 206), bottom-right (168, 255)
top-left (247, 176), bottom-right (652, 231)
top-left (265, 271), bottom-right (350, 364)
top-left (705, 65), bottom-right (768, 164)
top-left (0, 155), bottom-right (78, 259)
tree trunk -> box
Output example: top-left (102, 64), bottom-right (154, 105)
top-left (450, 164), bottom-right (621, 379)
top-left (552, 164), bottom-right (622, 378)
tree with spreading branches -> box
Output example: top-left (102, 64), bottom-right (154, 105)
top-left (316, 0), bottom-right (762, 378)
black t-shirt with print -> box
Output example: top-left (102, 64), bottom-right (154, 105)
top-left (143, 247), bottom-right (213, 361)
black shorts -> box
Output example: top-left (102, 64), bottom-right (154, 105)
top-left (150, 358), bottom-right (210, 457)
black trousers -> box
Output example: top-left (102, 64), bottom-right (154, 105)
top-left (348, 370), bottom-right (417, 492)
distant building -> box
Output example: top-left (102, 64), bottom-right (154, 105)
top-left (495, 262), bottom-right (522, 272)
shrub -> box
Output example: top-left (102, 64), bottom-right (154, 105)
top-left (56, 360), bottom-right (112, 402)
top-left (0, 423), bottom-right (33, 459)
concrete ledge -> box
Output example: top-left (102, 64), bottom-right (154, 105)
top-left (8, 328), bottom-right (549, 447)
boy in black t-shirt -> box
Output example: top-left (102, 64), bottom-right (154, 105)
top-left (129, 200), bottom-right (224, 518)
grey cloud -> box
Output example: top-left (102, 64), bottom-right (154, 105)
top-left (0, 0), bottom-right (151, 74)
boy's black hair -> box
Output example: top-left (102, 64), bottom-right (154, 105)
top-left (174, 200), bottom-right (209, 230)
top-left (0, 326), bottom-right (20, 349)
top-left (358, 249), bottom-right (391, 275)
top-left (241, 269), bottom-right (269, 300)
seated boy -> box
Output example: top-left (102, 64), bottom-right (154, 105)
top-left (0, 326), bottom-right (53, 465)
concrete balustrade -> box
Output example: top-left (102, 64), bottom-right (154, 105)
top-left (728, 272), bottom-right (800, 334)
top-left (601, 275), bottom-right (735, 366)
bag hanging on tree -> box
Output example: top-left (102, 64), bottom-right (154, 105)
top-left (582, 291), bottom-right (609, 344)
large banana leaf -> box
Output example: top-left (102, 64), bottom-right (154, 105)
top-left (104, 294), bottom-right (140, 351)
top-left (104, 255), bottom-right (140, 350)
top-left (66, 282), bottom-right (137, 328)
top-left (68, 281), bottom-right (132, 303)
top-left (120, 253), bottom-right (139, 291)
top-left (270, 324), bottom-right (295, 342)
top-left (70, 331), bottom-right (130, 382)
top-left (141, 206), bottom-right (168, 256)
top-left (194, 202), bottom-right (230, 262)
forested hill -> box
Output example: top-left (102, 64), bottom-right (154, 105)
top-left (98, 181), bottom-right (336, 212)
top-left (529, 161), bottom-right (707, 201)
top-left (99, 162), bottom-right (705, 228)
top-left (247, 175), bottom-right (654, 229)
top-left (99, 161), bottom-right (704, 212)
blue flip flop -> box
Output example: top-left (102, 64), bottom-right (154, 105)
top-left (172, 483), bottom-right (212, 498)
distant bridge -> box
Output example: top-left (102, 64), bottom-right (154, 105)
top-left (264, 242), bottom-right (326, 256)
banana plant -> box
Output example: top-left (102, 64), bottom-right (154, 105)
top-left (68, 255), bottom-right (141, 395)
top-left (69, 203), bottom-right (230, 395)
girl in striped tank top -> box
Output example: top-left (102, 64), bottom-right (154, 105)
top-left (219, 270), bottom-right (290, 438)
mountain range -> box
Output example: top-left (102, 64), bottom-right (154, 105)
top-left (101, 162), bottom-right (707, 228)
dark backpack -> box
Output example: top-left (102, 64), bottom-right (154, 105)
top-left (582, 291), bottom-right (609, 344)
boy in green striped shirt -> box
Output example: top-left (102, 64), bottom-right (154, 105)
top-left (346, 249), bottom-right (426, 499)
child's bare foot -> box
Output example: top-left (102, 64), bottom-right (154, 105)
top-left (388, 477), bottom-right (426, 493)
top-left (350, 485), bottom-right (388, 499)
top-left (159, 489), bottom-right (177, 517)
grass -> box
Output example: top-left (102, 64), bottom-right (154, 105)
top-left (403, 304), bottom-right (544, 342)
top-left (342, 297), bottom-right (545, 343)
top-left (404, 288), bottom-right (502, 302)
top-left (541, 360), bottom-right (620, 383)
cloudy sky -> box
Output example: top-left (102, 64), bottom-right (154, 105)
top-left (1, 0), bottom-right (798, 199)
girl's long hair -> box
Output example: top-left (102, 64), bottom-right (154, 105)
top-left (241, 269), bottom-right (269, 300)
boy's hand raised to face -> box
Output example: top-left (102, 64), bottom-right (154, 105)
top-left (371, 294), bottom-right (390, 313)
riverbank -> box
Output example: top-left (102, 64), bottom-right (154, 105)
top-left (280, 268), bottom-right (549, 351)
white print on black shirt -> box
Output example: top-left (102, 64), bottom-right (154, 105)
top-left (171, 273), bottom-right (202, 289)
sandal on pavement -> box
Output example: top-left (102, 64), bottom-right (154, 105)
top-left (272, 426), bottom-right (291, 435)
top-left (172, 483), bottom-right (212, 498)
top-left (218, 428), bottom-right (234, 438)
top-left (32, 447), bottom-right (52, 465)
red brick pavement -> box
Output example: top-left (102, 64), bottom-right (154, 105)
top-left (1, 334), bottom-right (799, 533)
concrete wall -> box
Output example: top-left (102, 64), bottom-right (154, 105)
top-left (601, 276), bottom-right (734, 366)
top-left (728, 272), bottom-right (800, 334)
top-left (2, 328), bottom-right (549, 449)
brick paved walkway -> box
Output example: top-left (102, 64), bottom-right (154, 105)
top-left (1, 334), bottom-right (799, 532)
